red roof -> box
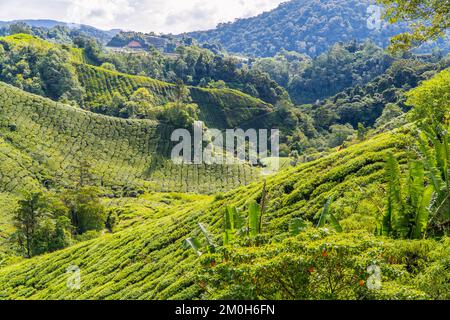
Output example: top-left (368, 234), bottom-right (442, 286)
top-left (127, 41), bottom-right (142, 48)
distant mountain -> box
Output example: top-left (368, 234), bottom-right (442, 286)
top-left (0, 19), bottom-right (120, 43)
top-left (1, 19), bottom-right (69, 29)
top-left (187, 0), bottom-right (449, 57)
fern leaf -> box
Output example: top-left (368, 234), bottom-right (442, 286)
top-left (411, 186), bottom-right (434, 239)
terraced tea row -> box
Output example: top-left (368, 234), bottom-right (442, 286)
top-left (0, 129), bottom-right (431, 300)
top-left (0, 82), bottom-right (259, 194)
top-left (0, 34), bottom-right (274, 130)
top-left (76, 64), bottom-right (274, 129)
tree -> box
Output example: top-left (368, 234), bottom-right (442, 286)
top-left (406, 69), bottom-right (450, 128)
top-left (313, 105), bottom-right (339, 130)
top-left (63, 187), bottom-right (106, 235)
top-left (100, 62), bottom-right (117, 71)
top-left (328, 124), bottom-right (355, 147)
top-left (378, 0), bottom-right (450, 51)
top-left (13, 192), bottom-right (71, 257)
top-left (13, 192), bottom-right (44, 258)
top-left (157, 102), bottom-right (200, 129)
top-left (110, 91), bottom-right (127, 117)
top-left (33, 196), bottom-right (72, 255)
top-left (174, 79), bottom-right (190, 105)
top-left (68, 159), bottom-right (96, 187)
top-left (73, 36), bottom-right (103, 65)
top-left (121, 88), bottom-right (156, 119)
top-left (375, 103), bottom-right (404, 128)
top-left (207, 80), bottom-right (227, 89)
top-left (8, 22), bottom-right (32, 35)
top-left (357, 123), bottom-right (369, 141)
top-left (40, 48), bottom-right (83, 102)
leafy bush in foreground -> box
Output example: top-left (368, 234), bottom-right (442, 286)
top-left (198, 230), bottom-right (449, 300)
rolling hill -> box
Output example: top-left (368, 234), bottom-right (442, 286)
top-left (0, 19), bottom-right (119, 44)
top-left (0, 34), bottom-right (274, 130)
top-left (188, 0), bottom-right (449, 57)
top-left (0, 10), bottom-right (448, 301)
top-left (0, 81), bottom-right (260, 195)
top-left (76, 63), bottom-right (274, 129)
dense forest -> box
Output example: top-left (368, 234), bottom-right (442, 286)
top-left (188, 0), bottom-right (450, 57)
top-left (0, 0), bottom-right (448, 301)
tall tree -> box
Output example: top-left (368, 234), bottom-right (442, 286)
top-left (13, 192), bottom-right (70, 257)
top-left (63, 187), bottom-right (106, 235)
top-left (8, 22), bottom-right (32, 35)
top-left (40, 48), bottom-right (83, 102)
top-left (13, 193), bottom-right (44, 258)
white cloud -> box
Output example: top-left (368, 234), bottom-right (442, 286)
top-left (66, 0), bottom-right (135, 29)
top-left (0, 0), bottom-right (286, 33)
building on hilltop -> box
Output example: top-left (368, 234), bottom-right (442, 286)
top-left (127, 40), bottom-right (143, 49)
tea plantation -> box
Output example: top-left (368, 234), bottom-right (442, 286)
top-left (0, 34), bottom-right (274, 130)
top-left (0, 128), bottom-right (447, 300)
top-left (0, 81), bottom-right (259, 194)
top-left (76, 63), bottom-right (274, 129)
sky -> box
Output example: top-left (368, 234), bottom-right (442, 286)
top-left (0, 0), bottom-right (286, 34)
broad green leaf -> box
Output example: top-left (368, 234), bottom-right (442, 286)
top-left (289, 218), bottom-right (306, 236)
top-left (232, 207), bottom-right (245, 231)
top-left (317, 196), bottom-right (333, 228)
top-left (248, 201), bottom-right (261, 237)
top-left (329, 213), bottom-right (343, 233)
top-left (408, 160), bottom-right (424, 210)
top-left (418, 131), bottom-right (445, 195)
top-left (198, 223), bottom-right (215, 249)
top-left (385, 153), bottom-right (405, 237)
top-left (225, 206), bottom-right (236, 231)
top-left (184, 237), bottom-right (202, 256)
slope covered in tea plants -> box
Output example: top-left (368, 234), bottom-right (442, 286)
top-left (0, 34), bottom-right (274, 130)
top-left (76, 63), bottom-right (274, 129)
top-left (1, 128), bottom-right (446, 300)
top-left (0, 81), bottom-right (259, 195)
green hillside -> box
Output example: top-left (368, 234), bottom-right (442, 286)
top-left (188, 0), bottom-right (449, 57)
top-left (0, 34), bottom-right (273, 130)
top-left (76, 63), bottom-right (273, 129)
top-left (0, 81), bottom-right (259, 194)
top-left (0, 33), bottom-right (86, 63)
top-left (0, 128), bottom-right (447, 299)
top-left (0, 3), bottom-right (448, 302)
